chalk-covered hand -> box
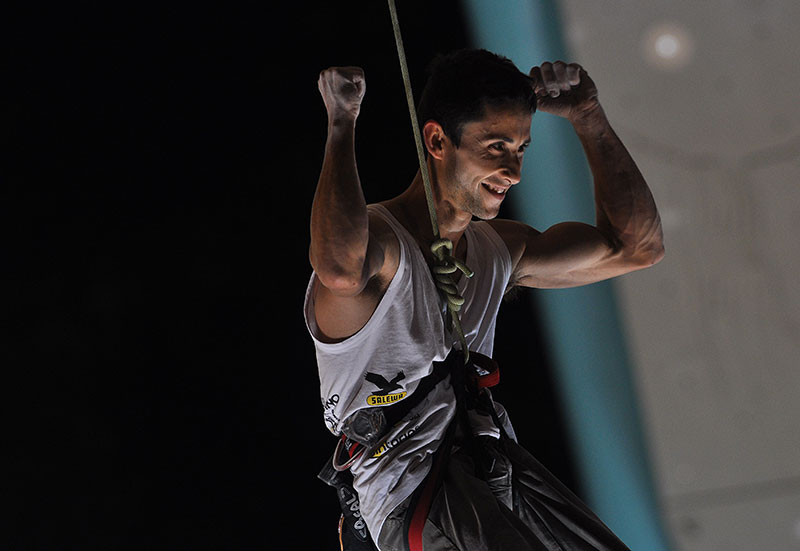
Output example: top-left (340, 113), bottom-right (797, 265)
top-left (318, 66), bottom-right (366, 123)
top-left (529, 61), bottom-right (600, 123)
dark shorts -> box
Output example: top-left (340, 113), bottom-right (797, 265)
top-left (378, 436), bottom-right (630, 551)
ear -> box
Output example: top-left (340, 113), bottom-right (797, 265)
top-left (422, 120), bottom-right (448, 160)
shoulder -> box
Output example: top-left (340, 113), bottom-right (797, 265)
top-left (367, 205), bottom-right (401, 273)
top-left (308, 207), bottom-right (404, 343)
top-left (485, 218), bottom-right (540, 270)
top-left (368, 206), bottom-right (399, 245)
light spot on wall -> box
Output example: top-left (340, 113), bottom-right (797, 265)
top-left (642, 22), bottom-right (693, 70)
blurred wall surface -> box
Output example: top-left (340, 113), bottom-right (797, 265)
top-left (557, 1), bottom-right (800, 549)
top-left (463, 1), bottom-right (670, 549)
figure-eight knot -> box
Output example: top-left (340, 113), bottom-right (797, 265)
top-left (430, 238), bottom-right (474, 361)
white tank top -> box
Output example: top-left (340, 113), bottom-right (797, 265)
top-left (304, 203), bottom-right (513, 546)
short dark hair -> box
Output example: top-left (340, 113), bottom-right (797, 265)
top-left (416, 49), bottom-right (537, 147)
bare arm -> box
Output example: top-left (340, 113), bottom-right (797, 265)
top-left (310, 66), bottom-right (384, 296)
top-left (309, 67), bottom-right (399, 342)
top-left (498, 62), bottom-right (664, 289)
top-left (573, 103), bottom-right (664, 265)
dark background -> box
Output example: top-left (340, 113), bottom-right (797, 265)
top-left (7, 2), bottom-right (580, 549)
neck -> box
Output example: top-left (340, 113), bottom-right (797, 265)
top-left (382, 163), bottom-right (470, 268)
top-left (393, 160), bottom-right (470, 245)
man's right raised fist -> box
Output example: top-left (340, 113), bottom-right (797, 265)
top-left (318, 66), bottom-right (366, 122)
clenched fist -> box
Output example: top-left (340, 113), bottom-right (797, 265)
top-left (529, 61), bottom-right (600, 123)
top-left (318, 66), bottom-right (366, 123)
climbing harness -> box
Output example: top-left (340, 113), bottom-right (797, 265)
top-left (402, 350), bottom-right (505, 551)
top-left (387, 0), bottom-right (474, 364)
top-left (319, 350), bottom-right (502, 551)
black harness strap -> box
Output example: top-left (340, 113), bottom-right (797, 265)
top-left (384, 359), bottom-right (451, 430)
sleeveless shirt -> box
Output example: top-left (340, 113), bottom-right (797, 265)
top-left (304, 203), bottom-right (513, 546)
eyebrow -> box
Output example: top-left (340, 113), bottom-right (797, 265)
top-left (482, 134), bottom-right (532, 145)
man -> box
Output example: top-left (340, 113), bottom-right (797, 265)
top-left (305, 49), bottom-right (663, 551)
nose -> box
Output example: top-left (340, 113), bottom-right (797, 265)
top-left (500, 153), bottom-right (522, 185)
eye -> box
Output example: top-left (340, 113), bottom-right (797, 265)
top-left (518, 142), bottom-right (530, 154)
top-left (490, 142), bottom-right (506, 152)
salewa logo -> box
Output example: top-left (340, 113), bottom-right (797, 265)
top-left (364, 371), bottom-right (407, 406)
top-left (372, 424), bottom-right (420, 458)
top-left (366, 392), bottom-right (407, 406)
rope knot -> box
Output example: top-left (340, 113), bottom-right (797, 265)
top-left (430, 238), bottom-right (474, 362)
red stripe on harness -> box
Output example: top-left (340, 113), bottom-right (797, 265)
top-left (407, 444), bottom-right (448, 551)
top-left (408, 438), bottom-right (450, 551)
top-left (472, 353), bottom-right (500, 389)
top-left (476, 367), bottom-right (500, 388)
top-left (346, 437), bottom-right (361, 458)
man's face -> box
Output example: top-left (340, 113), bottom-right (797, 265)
top-left (440, 104), bottom-right (532, 220)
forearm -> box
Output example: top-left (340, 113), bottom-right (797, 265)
top-left (310, 119), bottom-right (371, 289)
top-left (571, 105), bottom-right (664, 262)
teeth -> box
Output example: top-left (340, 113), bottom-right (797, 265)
top-left (484, 182), bottom-right (506, 194)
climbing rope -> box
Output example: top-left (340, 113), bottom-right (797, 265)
top-left (387, 0), bottom-right (474, 363)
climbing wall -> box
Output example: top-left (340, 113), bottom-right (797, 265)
top-left (557, 0), bottom-right (800, 548)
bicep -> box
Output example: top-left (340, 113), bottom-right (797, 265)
top-left (311, 211), bottom-right (393, 296)
top-left (494, 219), bottom-right (648, 289)
top-left (517, 222), bottom-right (622, 288)
top-left (311, 214), bottom-right (400, 341)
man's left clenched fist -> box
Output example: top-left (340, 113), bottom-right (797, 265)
top-left (529, 61), bottom-right (600, 123)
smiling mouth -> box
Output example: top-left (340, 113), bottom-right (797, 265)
top-left (482, 182), bottom-right (509, 197)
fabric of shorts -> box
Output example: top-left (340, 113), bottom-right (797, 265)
top-left (377, 435), bottom-right (631, 551)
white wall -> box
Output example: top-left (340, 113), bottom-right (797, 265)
top-left (558, 1), bottom-right (800, 548)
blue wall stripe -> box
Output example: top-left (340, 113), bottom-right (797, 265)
top-left (462, 1), bottom-right (672, 549)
